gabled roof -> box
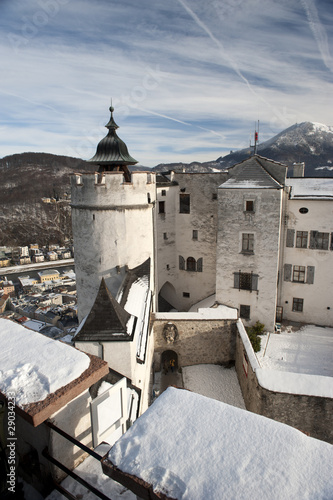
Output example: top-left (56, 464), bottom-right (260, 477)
top-left (75, 278), bottom-right (131, 342)
top-left (75, 259), bottom-right (151, 343)
top-left (220, 155), bottom-right (285, 189)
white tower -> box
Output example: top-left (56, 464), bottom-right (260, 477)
top-left (71, 107), bottom-right (156, 321)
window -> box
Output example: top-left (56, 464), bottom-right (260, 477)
top-left (180, 194), bottom-right (190, 214)
top-left (163, 233), bottom-right (168, 240)
top-left (186, 257), bottom-right (196, 272)
top-left (299, 207), bottom-right (308, 214)
top-left (197, 258), bottom-right (203, 272)
top-left (309, 231), bottom-right (329, 250)
top-left (284, 264), bottom-right (315, 284)
top-left (212, 193), bottom-right (217, 200)
top-left (183, 292), bottom-right (190, 298)
top-left (292, 298), bottom-right (303, 312)
top-left (242, 233), bottom-right (254, 253)
top-left (179, 255), bottom-right (185, 270)
top-left (166, 264), bottom-right (170, 270)
top-left (293, 265), bottom-right (305, 283)
top-left (296, 231), bottom-right (308, 248)
top-left (161, 190), bottom-right (166, 196)
top-left (159, 201), bottom-right (165, 214)
top-left (192, 230), bottom-right (198, 240)
top-left (240, 305), bottom-right (250, 320)
top-left (234, 272), bottom-right (258, 292)
top-left (245, 200), bottom-right (254, 212)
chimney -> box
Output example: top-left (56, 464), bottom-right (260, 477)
top-left (293, 162), bottom-right (305, 177)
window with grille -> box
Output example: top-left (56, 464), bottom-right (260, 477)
top-left (192, 230), bottom-right (198, 240)
top-left (234, 272), bottom-right (258, 291)
top-left (296, 231), bottom-right (308, 248)
top-left (292, 298), bottom-right (304, 312)
top-left (242, 233), bottom-right (254, 253)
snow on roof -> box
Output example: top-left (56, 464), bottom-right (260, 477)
top-left (287, 177), bottom-right (333, 199)
top-left (220, 178), bottom-right (276, 189)
top-left (0, 318), bottom-right (90, 406)
top-left (155, 304), bottom-right (237, 321)
top-left (105, 387), bottom-right (333, 500)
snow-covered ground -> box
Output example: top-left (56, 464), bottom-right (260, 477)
top-left (257, 324), bottom-right (333, 377)
top-left (182, 364), bottom-right (245, 409)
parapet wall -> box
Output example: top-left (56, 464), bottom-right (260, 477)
top-left (153, 314), bottom-right (238, 369)
top-left (71, 171), bottom-right (156, 207)
top-left (235, 320), bottom-right (333, 444)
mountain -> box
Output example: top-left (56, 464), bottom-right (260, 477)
top-left (153, 122), bottom-right (333, 176)
top-left (216, 122), bottom-right (333, 176)
top-left (1, 121), bottom-right (332, 246)
top-left (0, 153), bottom-right (96, 246)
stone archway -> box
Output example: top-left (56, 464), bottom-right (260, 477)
top-left (161, 349), bottom-right (178, 374)
top-left (158, 281), bottom-right (177, 311)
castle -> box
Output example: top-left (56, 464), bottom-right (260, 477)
top-left (72, 106), bottom-right (333, 433)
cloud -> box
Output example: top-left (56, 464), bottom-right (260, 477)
top-left (0, 0), bottom-right (332, 166)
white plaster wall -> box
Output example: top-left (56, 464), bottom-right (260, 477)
top-left (71, 172), bottom-right (156, 321)
top-left (103, 341), bottom-right (134, 381)
top-left (216, 188), bottom-right (283, 331)
top-left (50, 390), bottom-right (93, 481)
top-left (156, 172), bottom-right (227, 311)
top-left (156, 184), bottom-right (178, 307)
top-left (280, 198), bottom-right (333, 326)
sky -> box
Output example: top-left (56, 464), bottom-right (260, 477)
top-left (0, 0), bottom-right (332, 167)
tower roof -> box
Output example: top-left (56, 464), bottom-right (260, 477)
top-left (75, 278), bottom-right (132, 341)
top-left (89, 106), bottom-right (138, 170)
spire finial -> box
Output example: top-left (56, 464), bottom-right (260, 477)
top-left (109, 97), bottom-right (114, 113)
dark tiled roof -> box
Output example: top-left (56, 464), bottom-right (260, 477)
top-left (75, 278), bottom-right (131, 342)
top-left (75, 258), bottom-right (151, 343)
top-left (221, 155), bottom-right (284, 189)
top-left (156, 173), bottom-right (178, 187)
top-left (89, 107), bottom-right (138, 166)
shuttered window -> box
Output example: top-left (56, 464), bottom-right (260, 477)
top-left (293, 265), bottom-right (305, 283)
top-left (234, 272), bottom-right (258, 291)
top-left (309, 231), bottom-right (329, 250)
top-left (286, 229), bottom-right (295, 247)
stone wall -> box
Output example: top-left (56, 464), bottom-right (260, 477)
top-left (153, 316), bottom-right (237, 369)
top-left (235, 329), bottom-right (333, 444)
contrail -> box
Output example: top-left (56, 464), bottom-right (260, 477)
top-left (0, 89), bottom-right (62, 114)
top-left (134, 105), bottom-right (226, 138)
top-left (300, 0), bottom-right (333, 72)
top-left (175, 0), bottom-right (292, 125)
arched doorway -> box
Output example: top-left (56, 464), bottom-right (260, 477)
top-left (158, 282), bottom-right (177, 312)
top-left (161, 349), bottom-right (178, 374)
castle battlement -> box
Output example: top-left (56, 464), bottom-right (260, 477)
top-left (71, 171), bottom-right (156, 207)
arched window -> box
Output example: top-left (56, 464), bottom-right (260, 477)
top-left (186, 257), bottom-right (196, 272)
top-left (179, 255), bottom-right (185, 270)
top-left (197, 258), bottom-right (203, 272)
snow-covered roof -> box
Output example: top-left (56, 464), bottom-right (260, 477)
top-left (0, 318), bottom-right (108, 425)
top-left (103, 387), bottom-right (333, 500)
top-left (287, 177), bottom-right (333, 199)
top-left (154, 303), bottom-right (237, 321)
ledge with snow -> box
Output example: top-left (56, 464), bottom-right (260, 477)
top-left (0, 318), bottom-right (108, 426)
top-left (102, 387), bottom-right (333, 500)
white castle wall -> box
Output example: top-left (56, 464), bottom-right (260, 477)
top-left (71, 171), bottom-right (156, 321)
top-left (216, 187), bottom-right (284, 331)
top-left (281, 197), bottom-right (333, 325)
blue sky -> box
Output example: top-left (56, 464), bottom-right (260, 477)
top-left (0, 0), bottom-right (332, 166)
